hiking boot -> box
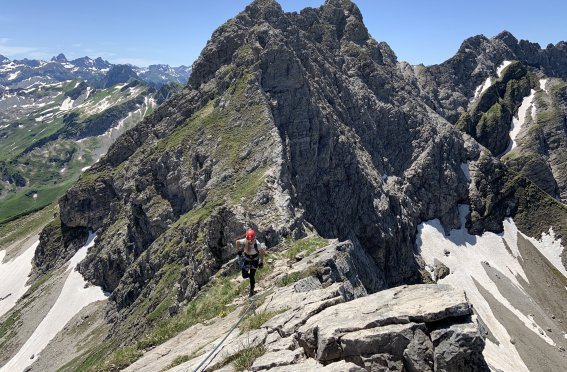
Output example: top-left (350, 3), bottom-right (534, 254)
top-left (249, 287), bottom-right (256, 298)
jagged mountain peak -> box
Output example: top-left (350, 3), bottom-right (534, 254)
top-left (51, 53), bottom-right (68, 62)
top-left (494, 29), bottom-right (518, 45)
top-left (101, 64), bottom-right (139, 88)
top-left (0, 54), bottom-right (9, 64)
top-left (190, 0), bottom-right (376, 89)
top-left (8, 1), bottom-right (565, 370)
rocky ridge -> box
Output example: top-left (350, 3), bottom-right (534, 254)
top-left (410, 32), bottom-right (567, 205)
top-left (128, 240), bottom-right (487, 372)
top-left (0, 53), bottom-right (190, 89)
top-left (17, 0), bottom-right (567, 369)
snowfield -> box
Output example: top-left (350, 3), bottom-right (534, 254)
top-left (472, 61), bottom-right (512, 102)
top-left (417, 205), bottom-right (565, 372)
top-left (497, 60), bottom-right (512, 77)
top-left (1, 234), bottom-right (108, 372)
top-left (59, 96), bottom-right (74, 111)
top-left (502, 89), bottom-right (536, 155)
top-left (526, 227), bottom-right (567, 278)
top-left (0, 241), bottom-right (38, 318)
top-left (539, 78), bottom-right (549, 94)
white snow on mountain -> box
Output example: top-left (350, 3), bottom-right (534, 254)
top-left (0, 240), bottom-right (38, 318)
top-left (502, 89), bottom-right (536, 155)
top-left (526, 227), bottom-right (567, 278)
top-left (7, 71), bottom-right (21, 80)
top-left (59, 96), bottom-right (74, 111)
top-left (497, 60), bottom-right (512, 77)
top-left (473, 61), bottom-right (512, 102)
top-left (1, 233), bottom-right (107, 372)
top-left (474, 77), bottom-right (493, 101)
top-left (539, 78), bottom-right (549, 93)
top-left (417, 205), bottom-right (561, 372)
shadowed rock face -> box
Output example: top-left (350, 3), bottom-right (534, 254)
top-left (130, 242), bottom-right (487, 372)
top-left (44, 0), bottom-right (460, 307)
top-left (33, 0), bottom-right (567, 353)
top-left (411, 31), bottom-right (567, 124)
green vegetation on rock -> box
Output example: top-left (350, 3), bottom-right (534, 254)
top-left (285, 235), bottom-right (329, 259)
top-left (0, 203), bottom-right (56, 248)
top-left (239, 308), bottom-right (288, 333)
top-left (218, 344), bottom-right (266, 371)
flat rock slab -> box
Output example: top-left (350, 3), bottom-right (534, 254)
top-left (261, 283), bottom-right (347, 337)
top-left (266, 358), bottom-right (365, 371)
top-left (297, 284), bottom-right (471, 361)
top-left (250, 348), bottom-right (305, 370)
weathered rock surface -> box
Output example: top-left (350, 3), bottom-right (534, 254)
top-left (296, 284), bottom-right (480, 367)
top-left (27, 0), bottom-right (567, 369)
top-left (162, 242), bottom-right (488, 372)
top-left (40, 0), bottom-right (487, 344)
top-left (431, 320), bottom-right (487, 372)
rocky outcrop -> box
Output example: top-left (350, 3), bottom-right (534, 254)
top-left (506, 78), bottom-right (567, 202)
top-left (50, 0), bottom-right (478, 320)
top-left (411, 31), bottom-right (567, 124)
top-left (31, 0), bottom-right (567, 367)
top-left (161, 241), bottom-right (487, 372)
top-left (296, 284), bottom-right (484, 370)
top-left (101, 64), bottom-right (138, 88)
top-left (456, 61), bottom-right (532, 155)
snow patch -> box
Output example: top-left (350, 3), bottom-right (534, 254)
top-left (539, 78), bottom-right (549, 93)
top-left (1, 233), bottom-right (107, 372)
top-left (475, 77), bottom-right (493, 99)
top-left (35, 112), bottom-right (54, 122)
top-left (81, 166), bottom-right (91, 172)
top-left (418, 205), bottom-right (556, 372)
top-left (0, 241), bottom-right (38, 318)
top-left (502, 89), bottom-right (536, 155)
top-left (525, 227), bottom-right (567, 278)
top-left (7, 71), bottom-right (20, 80)
top-left (497, 61), bottom-right (512, 78)
top-left (59, 97), bottom-right (74, 111)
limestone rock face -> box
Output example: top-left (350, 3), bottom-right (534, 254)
top-left (162, 241), bottom-right (487, 372)
top-left (47, 0), bottom-right (479, 323)
top-left (31, 0), bottom-right (567, 366)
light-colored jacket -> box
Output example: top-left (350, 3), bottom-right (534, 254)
top-left (236, 238), bottom-right (266, 256)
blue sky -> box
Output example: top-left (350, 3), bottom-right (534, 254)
top-left (0, 0), bottom-right (565, 67)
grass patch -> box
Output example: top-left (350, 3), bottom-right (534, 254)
top-left (0, 117), bottom-right (65, 162)
top-left (285, 235), bottom-right (329, 260)
top-left (162, 347), bottom-right (203, 371)
top-left (105, 275), bottom-right (248, 369)
top-left (217, 344), bottom-right (266, 371)
top-left (278, 267), bottom-right (318, 287)
top-left (21, 270), bottom-right (56, 299)
top-left (239, 308), bottom-right (288, 333)
top-left (0, 310), bottom-right (20, 339)
top-left (0, 174), bottom-right (78, 224)
top-left (0, 202), bottom-right (56, 249)
top-left (57, 339), bottom-right (120, 372)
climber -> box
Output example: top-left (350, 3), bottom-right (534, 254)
top-left (235, 228), bottom-right (266, 297)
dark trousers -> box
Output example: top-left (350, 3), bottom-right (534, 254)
top-left (242, 267), bottom-right (257, 291)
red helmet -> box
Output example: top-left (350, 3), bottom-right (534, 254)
top-left (245, 229), bottom-right (255, 241)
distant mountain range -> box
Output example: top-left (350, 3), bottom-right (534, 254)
top-left (0, 53), bottom-right (191, 89)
